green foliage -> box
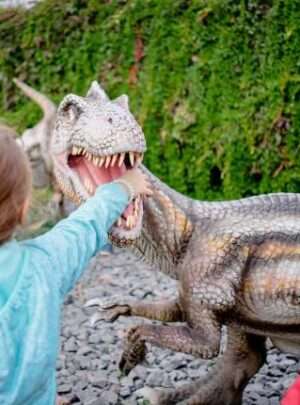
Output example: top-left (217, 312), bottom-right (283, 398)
top-left (1, 0), bottom-right (300, 200)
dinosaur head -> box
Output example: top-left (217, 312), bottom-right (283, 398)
top-left (51, 81), bottom-right (146, 245)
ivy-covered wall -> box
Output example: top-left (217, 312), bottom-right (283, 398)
top-left (1, 0), bottom-right (300, 200)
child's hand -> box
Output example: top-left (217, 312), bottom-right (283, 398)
top-left (118, 169), bottom-right (153, 199)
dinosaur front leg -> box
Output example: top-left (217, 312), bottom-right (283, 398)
top-left (120, 318), bottom-right (221, 375)
top-left (86, 297), bottom-right (183, 325)
top-left (140, 328), bottom-right (266, 405)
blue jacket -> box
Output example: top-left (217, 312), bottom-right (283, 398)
top-left (0, 183), bottom-right (129, 404)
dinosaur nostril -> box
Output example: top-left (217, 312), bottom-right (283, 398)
top-left (108, 117), bottom-right (113, 124)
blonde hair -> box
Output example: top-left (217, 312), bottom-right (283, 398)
top-left (0, 129), bottom-right (32, 244)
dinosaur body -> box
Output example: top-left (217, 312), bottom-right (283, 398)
top-left (51, 82), bottom-right (300, 405)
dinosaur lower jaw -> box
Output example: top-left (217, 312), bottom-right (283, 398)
top-left (55, 147), bottom-right (144, 240)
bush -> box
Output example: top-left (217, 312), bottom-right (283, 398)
top-left (1, 0), bottom-right (300, 200)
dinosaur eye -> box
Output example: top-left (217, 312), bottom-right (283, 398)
top-left (108, 117), bottom-right (113, 124)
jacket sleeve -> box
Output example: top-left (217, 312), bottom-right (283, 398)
top-left (23, 182), bottom-right (129, 298)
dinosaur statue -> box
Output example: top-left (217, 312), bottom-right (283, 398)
top-left (13, 78), bottom-right (57, 188)
top-left (51, 81), bottom-right (300, 405)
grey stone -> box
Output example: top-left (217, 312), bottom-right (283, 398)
top-left (98, 391), bottom-right (118, 404)
top-left (64, 336), bottom-right (77, 352)
top-left (57, 383), bottom-right (72, 394)
top-left (146, 370), bottom-right (163, 387)
top-left (77, 345), bottom-right (94, 356)
top-left (89, 332), bottom-right (103, 344)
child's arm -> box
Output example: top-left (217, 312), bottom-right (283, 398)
top-left (23, 180), bottom-right (132, 298)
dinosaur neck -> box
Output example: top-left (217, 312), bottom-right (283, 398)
top-left (130, 167), bottom-right (194, 279)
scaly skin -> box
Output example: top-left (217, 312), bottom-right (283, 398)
top-left (52, 83), bottom-right (300, 405)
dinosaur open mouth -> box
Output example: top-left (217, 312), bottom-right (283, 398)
top-left (59, 146), bottom-right (144, 237)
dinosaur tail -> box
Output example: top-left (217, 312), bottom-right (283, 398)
top-left (13, 78), bottom-right (56, 119)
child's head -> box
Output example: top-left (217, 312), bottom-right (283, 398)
top-left (0, 129), bottom-right (32, 244)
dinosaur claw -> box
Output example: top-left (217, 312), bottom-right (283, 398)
top-left (89, 312), bottom-right (106, 327)
top-left (85, 296), bottom-right (132, 311)
top-left (85, 297), bottom-right (104, 307)
top-left (118, 356), bottom-right (128, 374)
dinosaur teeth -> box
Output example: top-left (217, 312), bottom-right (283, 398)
top-left (70, 148), bottom-right (144, 169)
top-left (118, 153), bottom-right (125, 167)
top-left (85, 152), bottom-right (92, 161)
top-left (136, 153), bottom-right (143, 165)
top-left (129, 152), bottom-right (135, 167)
top-left (72, 146), bottom-right (79, 155)
top-left (111, 154), bottom-right (118, 167)
top-left (134, 197), bottom-right (139, 214)
top-left (117, 217), bottom-right (122, 227)
top-left (126, 216), bottom-right (133, 229)
top-left (105, 156), bottom-right (111, 168)
top-left (84, 178), bottom-right (94, 194)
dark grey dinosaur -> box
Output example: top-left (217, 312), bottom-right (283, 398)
top-left (51, 81), bottom-right (300, 405)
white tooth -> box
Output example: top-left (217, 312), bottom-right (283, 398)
top-left (129, 152), bottom-right (135, 167)
top-left (78, 147), bottom-right (82, 154)
top-left (126, 217), bottom-right (130, 228)
top-left (93, 156), bottom-right (98, 165)
top-left (105, 156), bottom-right (111, 168)
top-left (84, 179), bottom-right (90, 191)
top-left (134, 198), bottom-right (139, 213)
top-left (136, 153), bottom-right (143, 165)
top-left (99, 157), bottom-right (105, 167)
top-left (111, 154), bottom-right (118, 167)
top-left (72, 146), bottom-right (77, 155)
top-left (87, 153), bottom-right (92, 161)
top-left (118, 153), bottom-right (125, 167)
top-left (131, 215), bottom-right (136, 229)
top-left (117, 217), bottom-right (122, 227)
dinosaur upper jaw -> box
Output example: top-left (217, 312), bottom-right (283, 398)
top-left (53, 146), bottom-right (145, 243)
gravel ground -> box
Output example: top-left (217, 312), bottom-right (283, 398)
top-left (57, 249), bottom-right (300, 405)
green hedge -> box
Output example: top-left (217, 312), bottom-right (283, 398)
top-left (1, 0), bottom-right (300, 200)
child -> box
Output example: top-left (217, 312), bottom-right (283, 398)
top-left (0, 130), bottom-right (152, 405)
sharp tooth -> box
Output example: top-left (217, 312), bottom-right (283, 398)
top-left (130, 215), bottom-right (135, 229)
top-left (136, 153), bottom-right (143, 165)
top-left (93, 156), bottom-right (98, 165)
top-left (72, 146), bottom-right (77, 155)
top-left (111, 154), bottom-right (118, 167)
top-left (129, 152), bottom-right (135, 167)
top-left (84, 179), bottom-right (90, 192)
top-left (134, 198), bottom-right (139, 213)
top-left (118, 153), bottom-right (125, 167)
top-left (87, 153), bottom-right (92, 161)
top-left (126, 216), bottom-right (130, 228)
top-left (78, 147), bottom-right (82, 154)
top-left (117, 217), bottom-right (122, 227)
top-left (99, 157), bottom-right (105, 167)
top-left (105, 156), bottom-right (111, 168)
